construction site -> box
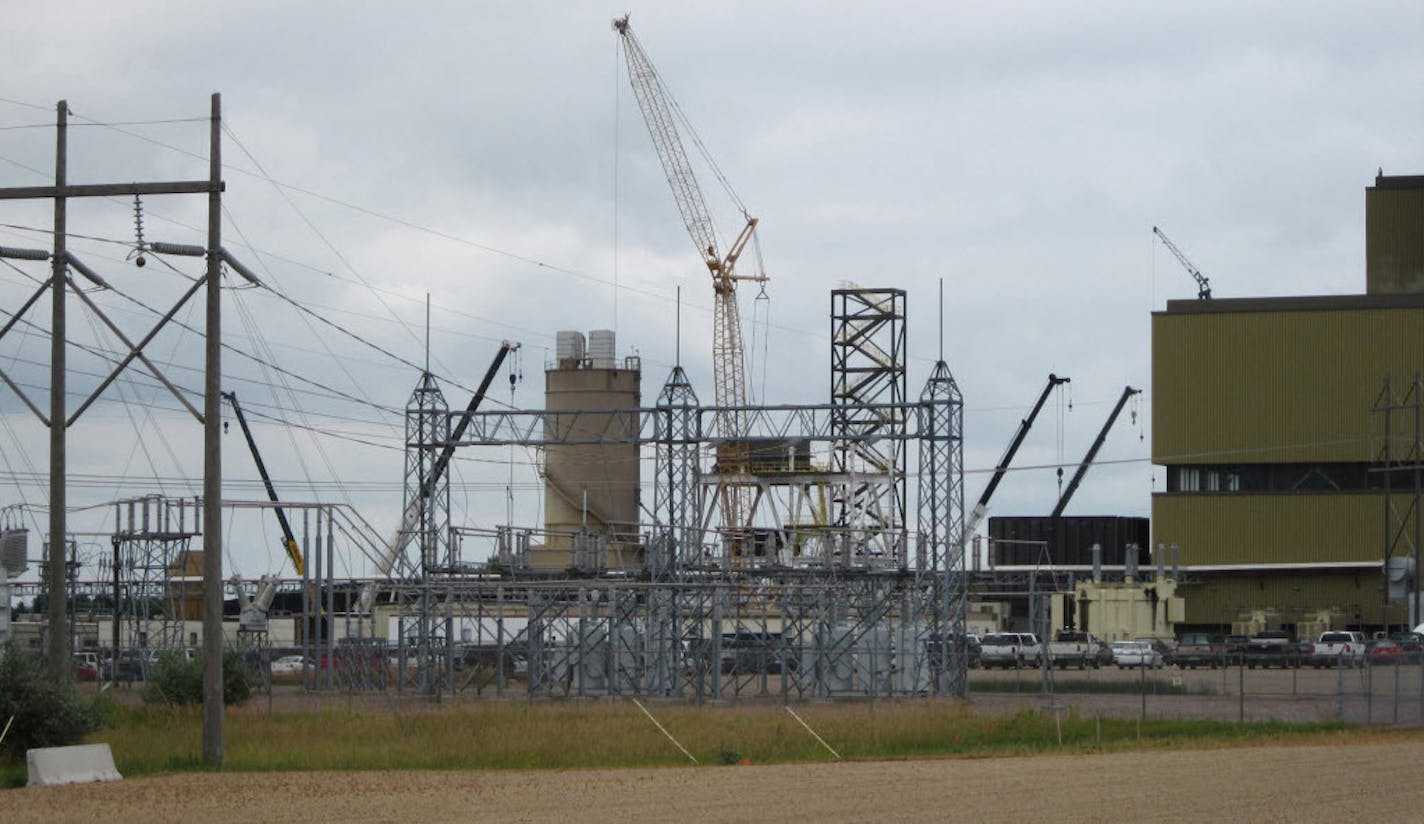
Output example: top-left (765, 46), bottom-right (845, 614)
top-left (0, 14), bottom-right (1421, 714)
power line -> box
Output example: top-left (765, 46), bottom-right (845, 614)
top-left (0, 100), bottom-right (845, 357)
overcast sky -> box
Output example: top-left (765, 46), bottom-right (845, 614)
top-left (2, 2), bottom-right (1421, 582)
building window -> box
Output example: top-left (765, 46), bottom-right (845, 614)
top-left (1166, 462), bottom-right (1393, 493)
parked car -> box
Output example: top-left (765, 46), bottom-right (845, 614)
top-left (1368, 639), bottom-right (1401, 666)
top-left (104, 649), bottom-right (149, 682)
top-left (926, 634), bottom-right (982, 670)
top-left (1310, 631), bottom-right (1366, 668)
top-left (1244, 631), bottom-right (1300, 668)
top-left (1223, 635), bottom-right (1251, 666)
top-left (1048, 630), bottom-right (1103, 670)
top-left (1111, 640), bottom-right (1163, 669)
top-left (269, 655), bottom-right (311, 676)
top-left (1387, 632), bottom-right (1423, 664)
top-left (73, 651), bottom-right (101, 680)
top-left (1173, 633), bottom-right (1221, 669)
top-left (719, 631), bottom-right (790, 675)
top-left (72, 655), bottom-right (98, 682)
top-left (1134, 637), bottom-right (1174, 664)
top-left (979, 633), bottom-right (1041, 669)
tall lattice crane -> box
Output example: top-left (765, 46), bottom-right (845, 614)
top-left (1152, 226), bottom-right (1212, 300)
top-left (614, 16), bottom-right (767, 539)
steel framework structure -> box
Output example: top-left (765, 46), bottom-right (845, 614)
top-left (369, 350), bottom-right (969, 701)
top-left (1374, 373), bottom-right (1424, 626)
top-left (401, 371), bottom-right (451, 694)
top-left (831, 288), bottom-right (908, 560)
top-left (53, 344), bottom-right (969, 702)
top-left (111, 495), bottom-right (200, 652)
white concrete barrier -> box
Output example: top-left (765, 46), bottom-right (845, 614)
top-left (26, 743), bottom-right (123, 786)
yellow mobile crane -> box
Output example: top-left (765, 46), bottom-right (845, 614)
top-left (223, 391), bottom-right (305, 576)
top-left (613, 16), bottom-right (767, 542)
top-left (223, 391), bottom-right (308, 630)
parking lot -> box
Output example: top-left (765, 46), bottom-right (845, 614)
top-left (970, 659), bottom-right (1424, 725)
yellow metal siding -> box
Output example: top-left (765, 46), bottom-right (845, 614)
top-left (1153, 307), bottom-right (1424, 464)
top-left (1367, 187), bottom-right (1424, 294)
top-left (1180, 573), bottom-right (1392, 626)
top-left (1152, 493), bottom-right (1384, 566)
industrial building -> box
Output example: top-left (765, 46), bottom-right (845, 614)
top-left (1153, 173), bottom-right (1424, 636)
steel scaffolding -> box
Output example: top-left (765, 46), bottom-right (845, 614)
top-left (831, 288), bottom-right (907, 559)
top-left (112, 495), bottom-right (200, 651)
top-left (369, 341), bottom-right (970, 701)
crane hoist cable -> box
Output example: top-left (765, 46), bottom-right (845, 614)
top-left (965, 373), bottom-right (1072, 542)
top-left (1051, 386), bottom-right (1142, 518)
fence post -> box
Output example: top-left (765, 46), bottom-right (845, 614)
top-left (1394, 656), bottom-right (1400, 725)
top-left (1238, 656), bottom-right (1244, 723)
top-left (1140, 658), bottom-right (1147, 725)
top-left (1366, 658), bottom-right (1373, 724)
top-left (1336, 652), bottom-right (1345, 721)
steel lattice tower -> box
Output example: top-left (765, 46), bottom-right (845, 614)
top-left (831, 288), bottom-right (907, 560)
top-left (918, 359), bottom-right (966, 696)
top-left (403, 371), bottom-right (450, 695)
top-left (654, 365), bottom-right (702, 576)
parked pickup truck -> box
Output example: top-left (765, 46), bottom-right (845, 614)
top-left (1048, 630), bottom-right (1102, 669)
top-left (1309, 631), bottom-right (1366, 668)
top-left (979, 633), bottom-right (1042, 669)
top-left (1244, 630), bottom-right (1301, 668)
top-left (1173, 633), bottom-right (1221, 669)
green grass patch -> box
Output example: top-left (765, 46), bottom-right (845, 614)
top-left (62, 699), bottom-right (1380, 778)
top-left (1, 763), bottom-right (25, 788)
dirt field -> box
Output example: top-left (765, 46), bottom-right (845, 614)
top-left (10, 738), bottom-right (1424, 823)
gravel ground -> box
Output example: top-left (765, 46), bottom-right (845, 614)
top-left (9, 738), bottom-right (1424, 823)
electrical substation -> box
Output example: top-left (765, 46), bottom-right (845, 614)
top-left (1, 18), bottom-right (1422, 722)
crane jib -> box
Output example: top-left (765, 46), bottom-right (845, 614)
top-left (614, 16), bottom-right (767, 536)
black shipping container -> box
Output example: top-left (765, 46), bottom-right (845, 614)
top-left (987, 516), bottom-right (1150, 567)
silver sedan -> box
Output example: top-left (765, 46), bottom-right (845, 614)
top-left (1110, 641), bottom-right (1163, 669)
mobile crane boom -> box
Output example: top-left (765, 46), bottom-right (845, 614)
top-left (223, 390), bottom-right (305, 576)
top-left (1050, 386), bottom-right (1141, 517)
top-left (963, 374), bottom-right (1070, 539)
top-left (1152, 226), bottom-right (1212, 300)
top-left (357, 341), bottom-right (518, 613)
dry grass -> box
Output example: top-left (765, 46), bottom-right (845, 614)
top-left (76, 697), bottom-right (1408, 777)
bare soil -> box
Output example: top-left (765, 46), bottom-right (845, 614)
top-left (10, 738), bottom-right (1424, 824)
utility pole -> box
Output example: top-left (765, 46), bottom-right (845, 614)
top-left (48, 101), bottom-right (68, 681)
top-left (202, 92), bottom-right (224, 766)
top-left (0, 96), bottom-right (226, 761)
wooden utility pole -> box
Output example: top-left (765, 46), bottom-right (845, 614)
top-left (47, 101), bottom-right (68, 681)
top-left (202, 92), bottom-right (224, 766)
top-left (0, 97), bottom-right (226, 762)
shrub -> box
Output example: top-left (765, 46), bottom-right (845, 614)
top-left (0, 644), bottom-right (103, 761)
top-left (143, 649), bottom-right (250, 706)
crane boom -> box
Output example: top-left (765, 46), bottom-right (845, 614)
top-left (963, 374), bottom-right (1070, 540)
top-left (1050, 385), bottom-right (1141, 517)
top-left (357, 342), bottom-right (517, 613)
top-left (222, 391), bottom-right (305, 577)
top-left (1152, 226), bottom-right (1212, 300)
top-left (614, 15), bottom-right (766, 538)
